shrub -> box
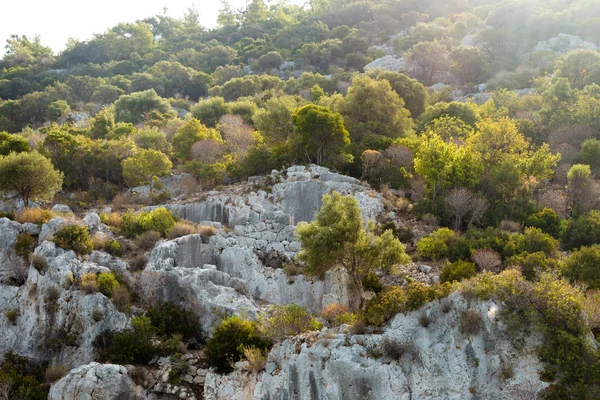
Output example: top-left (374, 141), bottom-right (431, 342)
top-left (44, 286), bottom-right (60, 314)
top-left (129, 253), bottom-right (148, 271)
top-left (31, 255), bottom-right (48, 274)
top-left (80, 272), bottom-right (99, 293)
top-left (243, 346), bottom-right (267, 373)
top-left (167, 353), bottom-right (189, 385)
top-left (321, 303), bottom-right (352, 324)
top-left (441, 260), bottom-right (476, 283)
top-left (15, 233), bottom-right (36, 259)
top-left (104, 239), bottom-right (122, 256)
top-left (505, 251), bottom-right (559, 281)
top-left (44, 365), bottom-right (67, 384)
top-left (460, 310), bottom-right (484, 336)
top-left (525, 208), bottom-right (562, 239)
top-left (134, 230), bottom-right (161, 250)
top-left (198, 225), bottom-right (217, 241)
top-left (92, 309), bottom-right (105, 322)
top-left (120, 208), bottom-right (176, 238)
top-left (4, 308), bottom-right (19, 325)
top-left (563, 245), bottom-right (600, 289)
top-left (167, 221), bottom-right (197, 239)
top-left (0, 351), bottom-right (47, 399)
top-left (53, 225), bottom-right (93, 255)
top-left (99, 211), bottom-right (123, 227)
top-left (416, 228), bottom-right (454, 260)
top-left (381, 338), bottom-right (417, 361)
top-left (365, 282), bottom-right (452, 326)
top-left (472, 248), bottom-right (502, 273)
top-left (112, 286), bottom-right (131, 313)
top-left (206, 316), bottom-right (271, 374)
top-left (520, 227), bottom-right (559, 257)
top-left (14, 208), bottom-right (54, 225)
top-left (259, 304), bottom-right (323, 342)
top-left (97, 272), bottom-right (120, 297)
top-left (500, 220), bottom-right (521, 233)
top-left (362, 271), bottom-right (384, 293)
top-left (147, 302), bottom-right (204, 344)
top-left (97, 316), bottom-right (159, 365)
top-left (561, 210), bottom-right (600, 251)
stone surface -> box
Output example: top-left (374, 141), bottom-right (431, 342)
top-left (51, 204), bottom-right (73, 214)
top-left (49, 363), bottom-right (144, 400)
top-left (533, 33), bottom-right (597, 54)
top-left (364, 55), bottom-right (405, 72)
top-left (204, 293), bottom-right (548, 400)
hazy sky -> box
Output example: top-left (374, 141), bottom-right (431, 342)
top-left (1, 0), bottom-right (264, 55)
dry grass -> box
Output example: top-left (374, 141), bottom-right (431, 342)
top-left (80, 272), bottom-right (98, 294)
top-left (198, 225), bottom-right (217, 241)
top-left (167, 221), bottom-right (197, 239)
top-left (381, 338), bottom-right (417, 361)
top-left (243, 346), bottom-right (267, 373)
top-left (422, 213), bottom-right (439, 227)
top-left (14, 208), bottom-right (54, 225)
top-left (321, 303), bottom-right (352, 324)
top-left (111, 193), bottom-right (132, 210)
top-left (99, 212), bottom-right (122, 227)
top-left (500, 220), bottom-right (521, 233)
top-left (460, 310), bottom-right (484, 336)
top-left (181, 176), bottom-right (200, 197)
top-left (135, 230), bottom-right (161, 250)
top-left (112, 286), bottom-right (130, 313)
top-left (45, 366), bottom-right (67, 385)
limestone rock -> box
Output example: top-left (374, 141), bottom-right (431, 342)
top-left (533, 33), bottom-right (597, 55)
top-left (51, 204), bottom-right (73, 214)
top-left (364, 55), bottom-right (405, 72)
top-left (49, 362), bottom-right (145, 400)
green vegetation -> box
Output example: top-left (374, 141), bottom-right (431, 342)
top-left (52, 224), bottom-right (93, 255)
top-left (119, 207), bottom-right (176, 238)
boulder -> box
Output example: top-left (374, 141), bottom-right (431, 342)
top-left (49, 363), bottom-right (144, 400)
top-left (51, 204), bottom-right (73, 214)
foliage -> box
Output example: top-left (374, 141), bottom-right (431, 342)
top-left (205, 316), bottom-right (271, 374)
top-left (97, 272), bottom-right (120, 297)
top-left (0, 151), bottom-right (63, 207)
top-left (0, 351), bottom-right (47, 400)
top-left (562, 211), bottom-right (600, 251)
top-left (563, 246), bottom-right (600, 289)
top-left (53, 224), bottom-right (93, 255)
top-left (122, 149), bottom-right (172, 189)
top-left (15, 233), bottom-right (36, 259)
top-left (441, 260), bottom-right (476, 283)
top-left (259, 304), bottom-right (323, 342)
top-left (146, 302), bottom-right (203, 344)
top-left (525, 208), bottom-right (562, 239)
top-left (14, 208), bottom-right (54, 225)
top-left (97, 316), bottom-right (159, 365)
top-left (120, 208), bottom-right (176, 238)
top-left (416, 228), bottom-right (455, 260)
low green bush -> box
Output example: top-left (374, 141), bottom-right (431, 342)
top-left (259, 304), bottom-right (323, 342)
top-left (53, 225), bottom-right (93, 255)
top-left (0, 351), bottom-right (47, 400)
top-left (441, 260), bottom-right (476, 283)
top-left (104, 239), bottom-right (122, 256)
top-left (96, 316), bottom-right (158, 365)
top-left (563, 245), bottom-right (600, 289)
top-left (416, 228), bottom-right (455, 260)
top-left (362, 271), bottom-right (384, 293)
top-left (120, 208), bottom-right (176, 238)
top-left (206, 316), bottom-right (271, 374)
top-left (15, 233), bottom-right (36, 259)
top-left (505, 251), bottom-right (560, 281)
top-left (147, 302), bottom-right (204, 345)
top-left (525, 208), bottom-right (562, 239)
top-left (561, 210), bottom-right (600, 251)
top-left (97, 272), bottom-right (120, 297)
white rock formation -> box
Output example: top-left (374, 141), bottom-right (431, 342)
top-left (205, 293), bottom-right (548, 400)
top-left (49, 362), bottom-right (144, 400)
top-left (364, 55), bottom-right (406, 72)
top-left (533, 33), bottom-right (598, 55)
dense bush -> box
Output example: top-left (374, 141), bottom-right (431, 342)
top-left (524, 208), bottom-right (562, 239)
top-left (53, 224), bottom-right (93, 255)
top-left (206, 316), bottom-right (271, 374)
top-left (563, 246), bottom-right (600, 289)
top-left (561, 211), bottom-right (600, 251)
top-left (441, 260), bottom-right (476, 283)
top-left (147, 302), bottom-right (203, 345)
top-left (15, 233), bottom-right (36, 259)
top-left (365, 282), bottom-right (452, 326)
top-left (0, 351), bottom-right (47, 400)
top-left (505, 251), bottom-right (559, 281)
top-left (96, 316), bottom-right (159, 364)
top-left (416, 228), bottom-right (455, 260)
top-left (97, 272), bottom-right (120, 297)
top-left (120, 208), bottom-right (176, 238)
top-left (259, 304), bottom-right (323, 342)
top-left (14, 208), bottom-right (54, 225)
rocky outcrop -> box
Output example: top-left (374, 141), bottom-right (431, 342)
top-left (49, 362), bottom-right (144, 400)
top-left (0, 241), bottom-right (129, 368)
top-left (205, 293), bottom-right (548, 400)
top-left (533, 33), bottom-right (597, 54)
top-left (364, 55), bottom-right (406, 72)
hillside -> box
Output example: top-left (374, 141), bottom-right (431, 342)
top-left (2, 0), bottom-right (600, 399)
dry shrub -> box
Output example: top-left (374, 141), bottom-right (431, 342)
top-left (537, 189), bottom-right (568, 218)
top-left (31, 255), bottom-right (48, 274)
top-left (460, 310), bottom-right (484, 336)
top-left (381, 338), bottom-right (417, 361)
top-left (80, 272), bottom-right (98, 294)
top-left (92, 309), bottom-right (105, 322)
top-left (14, 208), bottom-right (54, 225)
top-left (91, 234), bottom-right (108, 251)
top-left (500, 220), bottom-right (521, 233)
top-left (197, 225), bottom-right (217, 241)
top-left (395, 197), bottom-right (411, 212)
top-left (243, 346), bottom-right (267, 373)
top-left (100, 212), bottom-right (122, 227)
top-left (135, 230), bottom-right (161, 250)
top-left (472, 248), bottom-right (502, 273)
top-left (181, 176), bottom-right (200, 197)
top-left (321, 303), bottom-right (352, 324)
top-left (422, 213), bottom-right (439, 227)
top-left (6, 253), bottom-right (28, 286)
top-left (167, 221), bottom-right (197, 239)
top-left (112, 286), bottom-right (131, 313)
top-left (191, 139), bottom-right (224, 163)
top-left (111, 193), bottom-right (132, 210)
top-left (129, 253), bottom-right (148, 271)
top-left (4, 309), bottom-right (19, 325)
top-left (45, 365), bottom-right (67, 385)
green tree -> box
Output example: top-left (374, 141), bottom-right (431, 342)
top-left (0, 151), bottom-right (63, 207)
top-left (556, 49), bottom-right (600, 89)
top-left (372, 71), bottom-right (429, 118)
top-left (0, 132), bottom-right (29, 155)
top-left (122, 149), bottom-right (172, 194)
top-left (172, 118), bottom-right (222, 161)
top-left (449, 47), bottom-right (487, 88)
top-left (258, 51), bottom-right (284, 72)
top-left (190, 97), bottom-right (230, 128)
top-left (296, 192), bottom-right (410, 305)
top-left (291, 104), bottom-right (350, 167)
top-left (342, 75), bottom-right (413, 142)
top-left (404, 41), bottom-right (450, 86)
top-left (113, 90), bottom-right (173, 125)
top-left (578, 138), bottom-right (600, 172)
top-left (253, 95), bottom-right (299, 145)
top-left (563, 245), bottom-right (600, 289)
